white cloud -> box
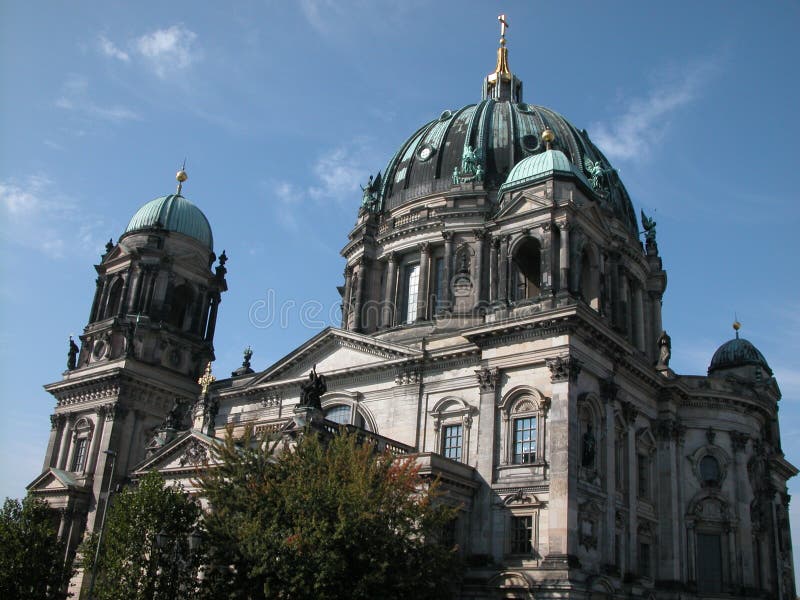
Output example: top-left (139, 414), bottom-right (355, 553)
top-left (135, 25), bottom-right (199, 79)
top-left (55, 74), bottom-right (140, 122)
top-left (266, 139), bottom-right (376, 232)
top-left (0, 175), bottom-right (107, 259)
top-left (97, 34), bottom-right (130, 62)
top-left (590, 59), bottom-right (717, 162)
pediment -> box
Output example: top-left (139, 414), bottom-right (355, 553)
top-left (495, 190), bottom-right (552, 220)
top-left (247, 327), bottom-right (421, 386)
top-left (133, 430), bottom-right (221, 476)
top-left (27, 468), bottom-right (87, 495)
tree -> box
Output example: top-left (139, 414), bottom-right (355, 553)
top-left (199, 427), bottom-right (461, 600)
top-left (81, 471), bottom-right (202, 600)
top-left (0, 495), bottom-right (72, 599)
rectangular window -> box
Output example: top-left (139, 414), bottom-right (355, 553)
top-left (510, 515), bottom-right (534, 554)
top-left (442, 424), bottom-right (463, 461)
top-left (72, 438), bottom-right (88, 472)
top-left (696, 533), bottom-right (723, 593)
top-left (513, 417), bottom-right (537, 464)
top-left (639, 542), bottom-right (651, 577)
top-left (404, 263), bottom-right (420, 324)
top-left (637, 453), bottom-right (649, 498)
top-left (615, 438), bottom-right (625, 491)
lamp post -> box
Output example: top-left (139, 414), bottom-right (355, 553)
top-left (85, 449), bottom-right (117, 600)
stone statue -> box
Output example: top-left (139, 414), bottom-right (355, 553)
top-left (452, 166), bottom-right (460, 185)
top-left (67, 336), bottom-right (79, 370)
top-left (299, 365), bottom-right (327, 410)
top-left (581, 423), bottom-right (596, 467)
top-left (657, 330), bottom-right (671, 368)
top-left (475, 163), bottom-right (485, 183)
top-left (359, 172), bottom-right (381, 212)
top-left (242, 346), bottom-right (253, 369)
top-left (641, 210), bottom-right (657, 244)
top-left (125, 321), bottom-right (136, 357)
top-left (164, 399), bottom-right (184, 430)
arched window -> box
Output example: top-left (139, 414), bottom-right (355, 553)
top-left (512, 238), bottom-right (541, 301)
top-left (430, 398), bottom-right (474, 464)
top-left (499, 388), bottom-right (549, 469)
top-left (700, 455), bottom-right (721, 486)
top-left (103, 277), bottom-right (123, 319)
top-left (70, 418), bottom-right (93, 473)
top-left (168, 283), bottom-right (194, 330)
top-left (322, 401), bottom-right (369, 431)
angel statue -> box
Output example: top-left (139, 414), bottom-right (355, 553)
top-left (640, 210), bottom-right (657, 244)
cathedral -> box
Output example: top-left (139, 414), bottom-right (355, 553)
top-left (28, 20), bottom-right (796, 600)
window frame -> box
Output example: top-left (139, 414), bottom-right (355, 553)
top-left (499, 389), bottom-right (549, 469)
top-left (430, 397), bottom-right (474, 464)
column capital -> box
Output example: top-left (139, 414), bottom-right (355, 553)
top-left (473, 228), bottom-right (488, 240)
top-left (475, 367), bottom-right (500, 392)
top-left (385, 251), bottom-right (398, 263)
top-left (442, 231), bottom-right (454, 242)
top-left (546, 356), bottom-right (581, 383)
top-left (419, 242), bottom-right (431, 255)
top-left (730, 430), bottom-right (749, 452)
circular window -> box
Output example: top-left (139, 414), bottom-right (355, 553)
top-left (416, 144), bottom-right (436, 162)
top-left (521, 134), bottom-right (540, 152)
top-left (439, 110), bottom-right (452, 121)
top-left (517, 103), bottom-right (533, 113)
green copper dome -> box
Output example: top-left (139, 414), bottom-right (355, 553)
top-left (124, 194), bottom-right (213, 250)
top-left (708, 336), bottom-right (772, 376)
top-left (500, 149), bottom-right (590, 192)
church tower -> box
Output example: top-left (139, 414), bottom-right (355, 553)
top-left (28, 169), bottom-right (227, 589)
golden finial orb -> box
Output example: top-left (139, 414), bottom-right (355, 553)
top-left (542, 128), bottom-right (555, 147)
top-left (176, 170), bottom-right (188, 183)
top-left (733, 320), bottom-right (741, 331)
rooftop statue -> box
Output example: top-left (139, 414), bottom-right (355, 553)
top-left (67, 336), bottom-right (79, 370)
top-left (299, 365), bottom-right (327, 410)
top-left (641, 210), bottom-right (657, 244)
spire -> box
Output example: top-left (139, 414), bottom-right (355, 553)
top-left (176, 160), bottom-right (188, 195)
top-left (483, 14), bottom-right (523, 102)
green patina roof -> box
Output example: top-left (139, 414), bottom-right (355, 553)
top-left (499, 149), bottom-right (590, 193)
top-left (124, 194), bottom-right (213, 250)
top-left (708, 336), bottom-right (772, 376)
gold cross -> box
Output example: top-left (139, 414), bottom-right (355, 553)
top-left (498, 14), bottom-right (509, 38)
top-left (198, 361), bottom-right (216, 394)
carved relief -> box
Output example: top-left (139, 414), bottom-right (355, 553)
top-left (475, 367), bottom-right (500, 392)
top-left (179, 439), bottom-right (208, 467)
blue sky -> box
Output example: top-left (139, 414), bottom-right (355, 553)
top-left (1, 0), bottom-right (798, 570)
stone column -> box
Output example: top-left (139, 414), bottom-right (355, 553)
top-left (341, 266), bottom-right (353, 328)
top-left (441, 232), bottom-right (454, 311)
top-left (352, 258), bottom-right (367, 332)
top-left (56, 414), bottom-right (74, 470)
top-left (626, 408), bottom-right (639, 573)
top-left (650, 291), bottom-right (663, 351)
top-left (543, 356), bottom-right (581, 567)
top-left (633, 286), bottom-right (646, 351)
top-left (205, 293), bottom-right (221, 341)
top-left (93, 278), bottom-right (110, 321)
top-left (559, 222), bottom-right (570, 295)
top-left (540, 223), bottom-right (553, 295)
top-left (382, 254), bottom-right (398, 328)
top-left (142, 268), bottom-right (158, 314)
top-left (126, 266), bottom-right (143, 314)
top-left (44, 414), bottom-right (63, 470)
top-left (655, 416), bottom-right (681, 583)
top-left (84, 406), bottom-right (107, 476)
top-left (416, 244), bottom-right (431, 321)
top-left (608, 253), bottom-right (621, 329)
top-left (489, 236), bottom-right (499, 302)
top-left (472, 367), bottom-right (499, 555)
top-left (89, 278), bottom-right (104, 323)
top-left (117, 268), bottom-right (132, 317)
top-left (473, 230), bottom-right (486, 305)
top-left (498, 235), bottom-right (509, 303)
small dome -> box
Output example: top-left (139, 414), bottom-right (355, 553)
top-left (500, 149), bottom-right (590, 192)
top-left (124, 194), bottom-right (213, 250)
top-left (708, 337), bottom-right (772, 376)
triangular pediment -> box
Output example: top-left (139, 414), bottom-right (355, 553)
top-left (495, 189), bottom-right (552, 220)
top-left (27, 468), bottom-right (87, 495)
top-left (247, 327), bottom-right (421, 386)
top-left (132, 429), bottom-right (221, 476)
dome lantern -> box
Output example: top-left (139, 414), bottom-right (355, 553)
top-left (483, 14), bottom-right (523, 102)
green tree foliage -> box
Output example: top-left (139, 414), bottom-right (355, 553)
top-left (199, 428), bottom-right (461, 600)
top-left (81, 471), bottom-right (202, 600)
top-left (0, 495), bottom-right (72, 599)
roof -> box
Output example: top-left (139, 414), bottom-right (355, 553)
top-left (708, 336), bottom-right (773, 376)
top-left (124, 194), bottom-right (213, 250)
top-left (499, 149), bottom-right (590, 191)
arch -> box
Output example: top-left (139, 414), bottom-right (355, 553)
top-left (103, 276), bottom-right (124, 319)
top-left (688, 444), bottom-right (731, 489)
top-left (509, 237), bottom-right (542, 302)
top-left (586, 574), bottom-right (615, 599)
top-left (499, 386), bottom-right (550, 466)
top-left (498, 385), bottom-right (547, 412)
top-left (167, 282), bottom-right (195, 330)
top-left (487, 570), bottom-right (533, 599)
top-left (321, 393), bottom-right (376, 432)
top-left (578, 393), bottom-right (604, 473)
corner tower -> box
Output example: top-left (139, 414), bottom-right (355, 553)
top-left (28, 170), bottom-right (227, 591)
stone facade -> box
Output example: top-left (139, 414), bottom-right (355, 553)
top-left (28, 27), bottom-right (796, 600)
